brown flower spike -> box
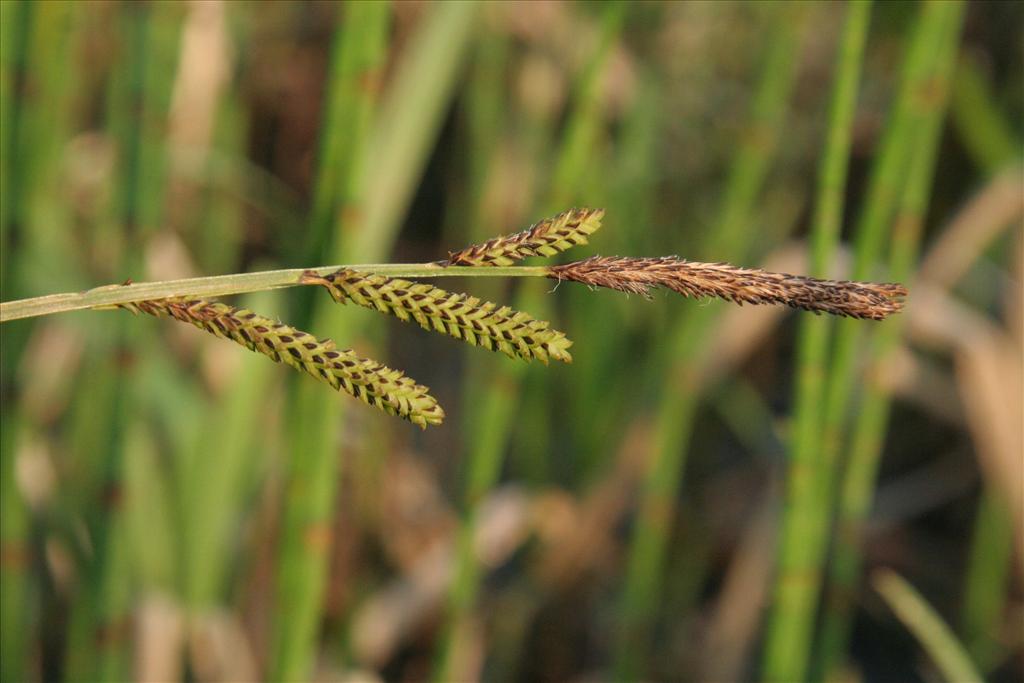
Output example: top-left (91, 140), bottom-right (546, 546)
top-left (548, 256), bottom-right (907, 320)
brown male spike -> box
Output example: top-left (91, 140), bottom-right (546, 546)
top-left (548, 256), bottom-right (907, 320)
top-left (118, 297), bottom-right (444, 427)
top-left (301, 269), bottom-right (573, 364)
top-left (445, 207), bottom-right (604, 266)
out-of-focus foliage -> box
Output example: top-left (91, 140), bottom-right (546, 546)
top-left (0, 2), bottom-right (1020, 682)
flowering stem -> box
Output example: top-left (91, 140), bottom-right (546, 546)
top-left (0, 263), bottom-right (552, 322)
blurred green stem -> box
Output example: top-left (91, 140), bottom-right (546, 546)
top-left (614, 6), bottom-right (802, 679)
top-left (816, 2), bottom-right (965, 675)
top-left (761, 3), bottom-right (870, 681)
top-left (270, 3), bottom-right (476, 680)
top-left (874, 569), bottom-right (985, 683)
top-left (0, 1), bottom-right (33, 678)
top-left (817, 0), bottom-right (964, 499)
top-left (433, 4), bottom-right (626, 681)
top-left (962, 492), bottom-right (1015, 669)
top-left (951, 54), bottom-right (1023, 174)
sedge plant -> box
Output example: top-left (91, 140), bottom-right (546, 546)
top-left (1, 207), bottom-right (908, 428)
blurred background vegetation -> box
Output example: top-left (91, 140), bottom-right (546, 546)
top-left (0, 1), bottom-right (1021, 681)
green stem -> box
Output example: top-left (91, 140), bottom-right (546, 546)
top-left (433, 5), bottom-right (627, 680)
top-left (962, 491), bottom-right (1015, 670)
top-left (873, 569), bottom-right (985, 683)
top-left (613, 6), bottom-right (803, 679)
top-left (761, 3), bottom-right (870, 681)
top-left (0, 264), bottom-right (551, 322)
top-left (270, 3), bottom-right (478, 679)
top-left (816, 2), bottom-right (965, 676)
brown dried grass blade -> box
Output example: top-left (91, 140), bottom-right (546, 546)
top-left (549, 256), bottom-right (907, 320)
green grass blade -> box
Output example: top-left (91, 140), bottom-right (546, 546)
top-left (961, 492), bottom-right (1015, 670)
top-left (269, 3), bottom-right (393, 677)
top-left (815, 3), bottom-right (965, 675)
top-left (0, 414), bottom-right (30, 683)
top-left (345, 1), bottom-right (479, 261)
top-left (179, 130), bottom-right (273, 611)
top-left (123, 423), bottom-right (177, 592)
top-left (1, 0), bottom-right (78, 379)
top-left (761, 3), bottom-right (871, 681)
top-left (433, 5), bottom-right (627, 680)
top-left (614, 7), bottom-right (803, 679)
top-left (0, 0), bottom-right (29, 303)
top-left (270, 3), bottom-right (477, 679)
top-left (569, 72), bottom-right (661, 477)
top-left (951, 54), bottom-right (1023, 175)
top-left (0, 3), bottom-right (34, 677)
top-left (449, 26), bottom-right (511, 478)
top-left (304, 1), bottom-right (390, 265)
top-left (818, 0), bottom-right (964, 476)
top-left (874, 568), bottom-right (985, 683)
top-left (93, 4), bottom-right (183, 679)
top-left (175, 49), bottom-right (272, 609)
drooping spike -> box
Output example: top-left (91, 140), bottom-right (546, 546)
top-left (118, 297), bottom-right (444, 427)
